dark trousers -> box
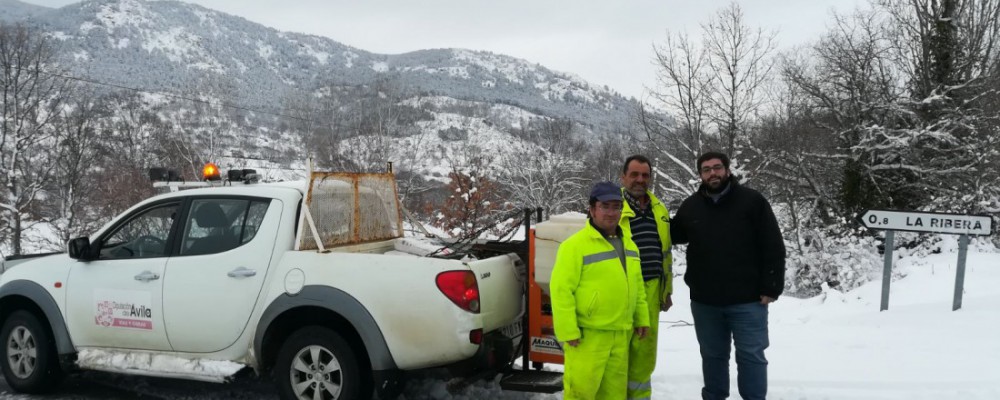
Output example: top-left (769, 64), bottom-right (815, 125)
top-left (691, 300), bottom-right (769, 400)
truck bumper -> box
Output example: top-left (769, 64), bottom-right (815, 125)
top-left (447, 330), bottom-right (517, 376)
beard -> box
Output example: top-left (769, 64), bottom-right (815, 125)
top-left (703, 174), bottom-right (730, 194)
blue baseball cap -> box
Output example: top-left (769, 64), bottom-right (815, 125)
top-left (589, 181), bottom-right (622, 202)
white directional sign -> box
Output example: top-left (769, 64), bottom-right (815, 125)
top-left (858, 209), bottom-right (994, 236)
top-left (860, 209), bottom-right (994, 312)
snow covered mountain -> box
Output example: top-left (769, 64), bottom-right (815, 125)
top-left (0, 0), bottom-right (50, 20)
top-left (2, 0), bottom-right (639, 133)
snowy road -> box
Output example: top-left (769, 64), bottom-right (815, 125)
top-left (0, 373), bottom-right (141, 399)
top-left (0, 368), bottom-right (553, 400)
top-left (0, 370), bottom-right (279, 399)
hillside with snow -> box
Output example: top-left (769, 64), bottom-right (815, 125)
top-left (338, 96), bottom-right (554, 181)
top-left (0, 0), bottom-right (639, 133)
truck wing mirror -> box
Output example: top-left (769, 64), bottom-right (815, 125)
top-left (68, 237), bottom-right (95, 261)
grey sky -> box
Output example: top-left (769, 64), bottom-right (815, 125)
top-left (23, 0), bottom-right (864, 98)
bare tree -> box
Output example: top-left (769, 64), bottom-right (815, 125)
top-left (646, 30), bottom-right (712, 175)
top-left (44, 94), bottom-right (107, 249)
top-left (752, 76), bottom-right (842, 226)
top-left (287, 84), bottom-right (350, 170)
top-left (536, 118), bottom-right (584, 155)
top-left (495, 116), bottom-right (596, 214)
top-left (496, 151), bottom-right (587, 215)
top-left (391, 126), bottom-right (435, 208)
top-left (0, 23), bottom-right (70, 255)
top-left (342, 77), bottom-right (419, 172)
top-left (290, 83), bottom-right (438, 215)
top-left (644, 2), bottom-right (776, 198)
top-left (702, 2), bottom-right (778, 156)
top-left (153, 93), bottom-right (224, 181)
top-left (635, 105), bottom-right (706, 198)
top-left (781, 9), bottom-right (906, 216)
top-left (93, 91), bottom-right (165, 213)
top-left (587, 128), bottom-right (642, 183)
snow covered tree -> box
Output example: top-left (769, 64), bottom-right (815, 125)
top-left (875, 0), bottom-right (1000, 215)
top-left (766, 0), bottom-right (1000, 292)
top-left (0, 23), bottom-right (69, 255)
top-left (782, 1), bottom-right (1000, 218)
top-left (44, 94), bottom-right (108, 249)
top-left (495, 117), bottom-right (591, 214)
top-left (495, 151), bottom-right (587, 215)
top-left (781, 9), bottom-right (908, 216)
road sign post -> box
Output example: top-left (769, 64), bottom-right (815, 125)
top-left (954, 235), bottom-right (970, 311)
top-left (880, 230), bottom-right (894, 311)
top-left (858, 209), bottom-right (994, 311)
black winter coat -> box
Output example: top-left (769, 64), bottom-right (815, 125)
top-left (670, 180), bottom-right (786, 306)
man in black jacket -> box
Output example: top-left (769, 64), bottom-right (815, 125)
top-left (670, 151), bottom-right (785, 400)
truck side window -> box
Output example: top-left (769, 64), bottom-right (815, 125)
top-left (99, 203), bottom-right (179, 260)
top-left (181, 199), bottom-right (269, 256)
top-left (240, 201), bottom-right (269, 244)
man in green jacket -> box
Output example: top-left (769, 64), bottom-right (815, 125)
top-left (620, 155), bottom-right (673, 400)
top-left (551, 181), bottom-right (650, 400)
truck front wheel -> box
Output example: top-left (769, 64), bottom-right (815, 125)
top-left (0, 310), bottom-right (64, 393)
top-left (274, 326), bottom-right (363, 400)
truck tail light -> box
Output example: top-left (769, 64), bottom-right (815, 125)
top-left (436, 271), bottom-right (480, 313)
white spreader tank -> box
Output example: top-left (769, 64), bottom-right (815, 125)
top-left (533, 212), bottom-right (588, 295)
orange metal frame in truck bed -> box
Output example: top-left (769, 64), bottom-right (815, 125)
top-left (527, 228), bottom-right (564, 366)
top-left (499, 211), bottom-right (563, 394)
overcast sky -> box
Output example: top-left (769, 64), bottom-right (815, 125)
top-left (24, 0), bottom-right (865, 98)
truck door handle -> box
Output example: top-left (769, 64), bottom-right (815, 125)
top-left (227, 267), bottom-right (257, 278)
top-left (134, 271), bottom-right (160, 282)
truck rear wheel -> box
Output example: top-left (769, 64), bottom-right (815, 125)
top-left (274, 326), bottom-right (363, 400)
top-left (0, 310), bottom-right (64, 393)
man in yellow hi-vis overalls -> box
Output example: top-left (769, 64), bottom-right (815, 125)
top-left (551, 181), bottom-right (650, 400)
top-left (620, 155), bottom-right (673, 400)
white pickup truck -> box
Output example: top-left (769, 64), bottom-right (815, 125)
top-left (0, 170), bottom-right (525, 400)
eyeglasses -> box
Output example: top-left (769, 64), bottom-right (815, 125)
top-left (700, 164), bottom-right (725, 174)
top-left (596, 202), bottom-right (623, 212)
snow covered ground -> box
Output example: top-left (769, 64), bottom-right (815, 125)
top-left (653, 238), bottom-right (1000, 400)
top-left (401, 236), bottom-right (1000, 399)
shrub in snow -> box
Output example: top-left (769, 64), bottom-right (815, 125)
top-left (783, 227), bottom-right (1000, 298)
top-left (784, 229), bottom-right (885, 298)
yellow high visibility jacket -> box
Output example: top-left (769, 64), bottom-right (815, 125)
top-left (551, 221), bottom-right (650, 342)
top-left (620, 190), bottom-right (674, 297)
